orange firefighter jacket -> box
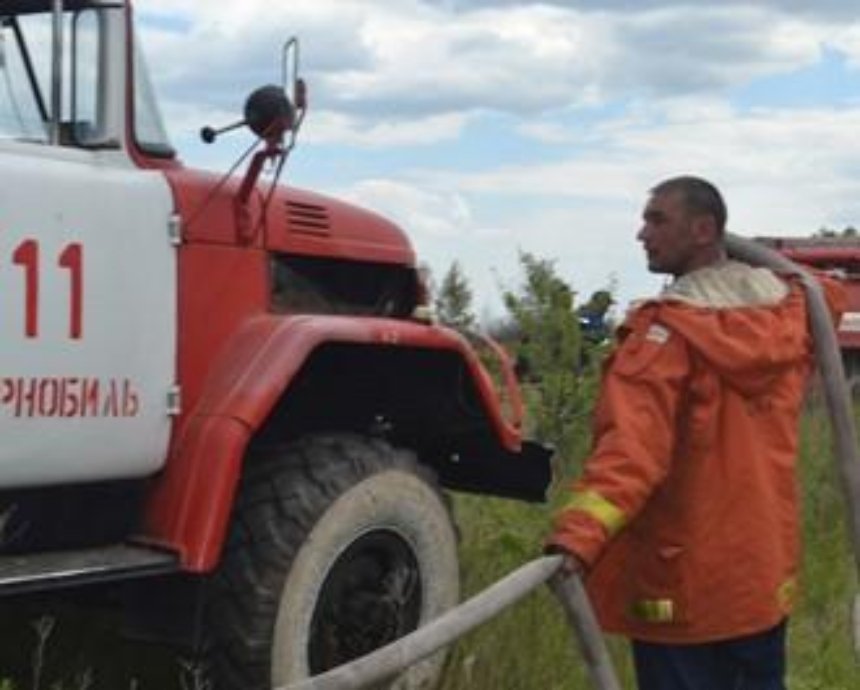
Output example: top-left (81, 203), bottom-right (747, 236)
top-left (549, 264), bottom-right (844, 644)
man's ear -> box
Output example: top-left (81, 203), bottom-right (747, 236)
top-left (691, 215), bottom-right (719, 246)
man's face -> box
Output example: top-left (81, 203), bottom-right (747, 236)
top-left (637, 190), bottom-right (698, 276)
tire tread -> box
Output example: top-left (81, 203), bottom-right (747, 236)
top-left (206, 433), bottom-right (451, 690)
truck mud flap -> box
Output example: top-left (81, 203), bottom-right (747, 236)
top-left (439, 439), bottom-right (553, 503)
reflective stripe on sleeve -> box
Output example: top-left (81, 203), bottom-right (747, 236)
top-left (630, 599), bottom-right (675, 623)
top-left (559, 490), bottom-right (627, 536)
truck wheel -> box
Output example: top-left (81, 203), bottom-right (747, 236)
top-left (207, 434), bottom-right (460, 690)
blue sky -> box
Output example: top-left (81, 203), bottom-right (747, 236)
top-left (137, 0), bottom-right (860, 320)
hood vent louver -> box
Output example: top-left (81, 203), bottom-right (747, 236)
top-left (286, 200), bottom-right (331, 236)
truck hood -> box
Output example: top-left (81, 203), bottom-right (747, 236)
top-left (164, 167), bottom-right (415, 266)
top-left (266, 186), bottom-right (416, 265)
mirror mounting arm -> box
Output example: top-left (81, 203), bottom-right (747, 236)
top-left (234, 139), bottom-right (283, 244)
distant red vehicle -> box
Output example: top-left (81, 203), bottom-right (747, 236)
top-left (757, 237), bottom-right (860, 376)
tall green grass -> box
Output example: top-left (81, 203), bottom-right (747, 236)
top-left (787, 409), bottom-right (855, 689)
top-left (438, 404), bottom-right (858, 689)
top-left (438, 493), bottom-right (634, 690)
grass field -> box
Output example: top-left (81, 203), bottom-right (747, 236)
top-left (0, 406), bottom-right (856, 689)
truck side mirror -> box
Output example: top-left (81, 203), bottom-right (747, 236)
top-left (244, 84), bottom-right (295, 140)
top-left (200, 36), bottom-right (306, 146)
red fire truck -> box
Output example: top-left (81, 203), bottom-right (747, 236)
top-left (0, 2), bottom-right (551, 687)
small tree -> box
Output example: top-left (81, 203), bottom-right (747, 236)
top-left (503, 253), bottom-right (580, 378)
top-left (502, 252), bottom-right (602, 473)
top-left (814, 226), bottom-right (858, 238)
top-left (435, 261), bottom-right (477, 331)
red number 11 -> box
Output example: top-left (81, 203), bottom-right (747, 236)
top-left (11, 239), bottom-right (83, 340)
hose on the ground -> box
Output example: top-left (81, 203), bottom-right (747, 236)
top-left (282, 554), bottom-right (621, 690)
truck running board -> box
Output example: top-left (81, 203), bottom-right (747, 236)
top-left (0, 544), bottom-right (179, 596)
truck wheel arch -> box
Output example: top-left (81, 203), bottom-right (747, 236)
top-left (143, 315), bottom-right (534, 571)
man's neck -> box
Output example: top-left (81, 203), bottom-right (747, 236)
top-left (675, 247), bottom-right (728, 278)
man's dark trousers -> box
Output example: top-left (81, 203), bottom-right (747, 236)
top-left (632, 621), bottom-right (787, 690)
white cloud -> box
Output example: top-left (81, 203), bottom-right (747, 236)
top-left (322, 5), bottom-right (605, 114)
top-left (335, 179), bottom-right (474, 239)
top-left (421, 104), bottom-right (860, 224)
top-left (130, 1), bottom-right (860, 314)
top-left (516, 121), bottom-right (578, 144)
top-left (322, 101), bottom-right (860, 313)
top-left (302, 111), bottom-right (471, 147)
top-left (831, 25), bottom-right (860, 70)
top-left (427, 0), bottom-right (860, 22)
top-left (138, 0), bottom-right (860, 137)
top-left (596, 7), bottom-right (824, 100)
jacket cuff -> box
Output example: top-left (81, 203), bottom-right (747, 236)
top-left (547, 511), bottom-right (611, 567)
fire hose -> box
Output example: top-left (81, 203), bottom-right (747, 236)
top-left (283, 555), bottom-right (620, 690)
top-left (283, 234), bottom-right (860, 690)
top-left (726, 233), bottom-right (860, 654)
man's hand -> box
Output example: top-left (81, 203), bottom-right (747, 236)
top-left (544, 543), bottom-right (585, 577)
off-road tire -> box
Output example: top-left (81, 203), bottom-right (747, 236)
top-left (207, 433), bottom-right (460, 690)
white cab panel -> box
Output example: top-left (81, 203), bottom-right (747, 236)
top-left (0, 142), bottom-right (176, 487)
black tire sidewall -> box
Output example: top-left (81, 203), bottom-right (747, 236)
top-left (271, 461), bottom-right (459, 687)
top-left (208, 434), bottom-right (460, 690)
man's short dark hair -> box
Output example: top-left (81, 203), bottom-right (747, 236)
top-left (651, 176), bottom-right (727, 234)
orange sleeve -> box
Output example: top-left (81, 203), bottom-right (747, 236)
top-left (548, 307), bottom-right (691, 566)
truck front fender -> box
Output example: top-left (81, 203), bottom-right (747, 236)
top-left (142, 314), bottom-right (538, 571)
